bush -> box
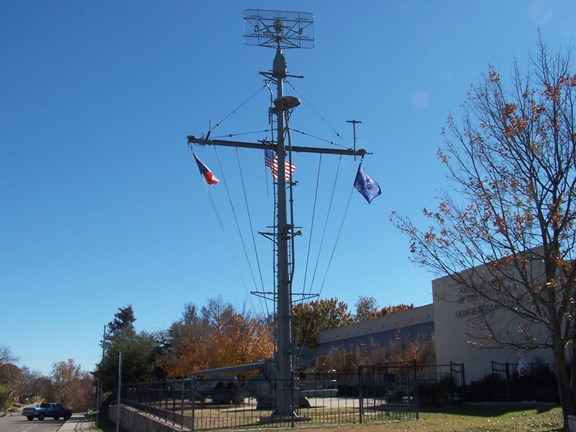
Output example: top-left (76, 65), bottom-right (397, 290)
top-left (465, 374), bottom-right (507, 402)
top-left (0, 384), bottom-right (10, 412)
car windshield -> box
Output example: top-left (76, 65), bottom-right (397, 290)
top-left (40, 403), bottom-right (50, 408)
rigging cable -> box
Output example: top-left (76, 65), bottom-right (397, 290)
top-left (296, 155), bottom-right (345, 355)
top-left (284, 78), bottom-right (354, 356)
top-left (301, 153), bottom-right (323, 296)
top-left (317, 183), bottom-right (356, 298)
top-left (233, 146), bottom-right (268, 316)
top-left (264, 79), bottom-right (278, 319)
top-left (211, 129), bottom-right (270, 139)
top-left (210, 147), bottom-right (262, 316)
top-left (286, 79), bottom-right (349, 148)
top-left (284, 109), bottom-right (299, 293)
top-left (206, 84), bottom-right (268, 137)
top-left (309, 155), bottom-right (344, 297)
top-left (268, 176), bottom-right (278, 322)
top-left (192, 150), bottom-right (254, 312)
top-left (288, 128), bottom-right (344, 147)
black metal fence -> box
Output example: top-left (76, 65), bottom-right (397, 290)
top-left (488, 361), bottom-right (557, 402)
top-left (118, 362), bottom-right (464, 431)
top-left (416, 361), bottom-right (466, 405)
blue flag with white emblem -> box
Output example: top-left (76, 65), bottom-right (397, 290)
top-left (354, 164), bottom-right (381, 204)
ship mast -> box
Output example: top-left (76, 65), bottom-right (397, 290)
top-left (188, 9), bottom-right (368, 418)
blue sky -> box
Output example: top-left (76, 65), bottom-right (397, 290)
top-left (1, 1), bottom-right (574, 376)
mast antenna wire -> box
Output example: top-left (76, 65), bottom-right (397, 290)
top-left (284, 110), bottom-right (297, 286)
top-left (210, 147), bottom-right (265, 316)
top-left (206, 84), bottom-right (268, 137)
top-left (285, 79), bottom-right (348, 148)
top-left (288, 128), bottom-right (343, 147)
top-left (267, 85), bottom-right (278, 315)
top-left (211, 129), bottom-right (270, 139)
top-left (295, 155), bottom-right (345, 354)
top-left (308, 155), bottom-right (344, 297)
top-left (194, 154), bottom-right (257, 314)
top-left (301, 154), bottom-right (323, 295)
top-left (317, 184), bottom-right (356, 298)
top-left (296, 185), bottom-right (356, 359)
top-left (233, 147), bottom-right (268, 312)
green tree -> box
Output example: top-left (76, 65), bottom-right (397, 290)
top-left (292, 298), bottom-right (354, 348)
top-left (104, 305), bottom-right (136, 343)
top-left (96, 306), bottom-right (163, 391)
top-left (0, 385), bottom-right (9, 412)
top-left (392, 40), bottom-right (576, 427)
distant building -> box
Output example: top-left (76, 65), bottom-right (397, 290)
top-left (317, 304), bottom-right (434, 358)
top-left (432, 260), bottom-right (551, 383)
top-left (317, 261), bottom-right (552, 384)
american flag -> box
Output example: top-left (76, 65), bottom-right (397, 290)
top-left (264, 149), bottom-right (296, 182)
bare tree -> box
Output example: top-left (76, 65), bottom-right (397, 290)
top-left (51, 359), bottom-right (93, 410)
top-left (0, 346), bottom-right (17, 365)
top-left (392, 40), bottom-right (576, 427)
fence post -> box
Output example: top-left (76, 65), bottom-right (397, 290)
top-left (163, 381), bottom-right (166, 419)
top-left (461, 363), bottom-right (467, 403)
top-left (450, 361), bottom-right (455, 402)
top-left (413, 359), bottom-right (419, 420)
top-left (505, 363), bottom-right (511, 401)
top-left (191, 377), bottom-right (196, 432)
top-left (180, 378), bottom-right (184, 430)
top-left (291, 373), bottom-right (295, 429)
top-left (384, 362), bottom-right (389, 405)
top-left (358, 366), bottom-right (363, 424)
top-left (172, 378), bottom-right (176, 425)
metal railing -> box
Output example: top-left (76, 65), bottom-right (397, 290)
top-left (117, 363), bottom-right (462, 431)
top-left (490, 360), bottom-right (557, 402)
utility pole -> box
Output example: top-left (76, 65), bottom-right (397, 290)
top-left (346, 120), bottom-right (362, 161)
top-left (116, 352), bottom-right (122, 432)
top-left (188, 9), bottom-right (369, 418)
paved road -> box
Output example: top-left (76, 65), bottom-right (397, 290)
top-left (0, 413), bottom-right (69, 432)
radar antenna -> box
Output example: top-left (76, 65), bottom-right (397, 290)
top-left (243, 9), bottom-right (314, 49)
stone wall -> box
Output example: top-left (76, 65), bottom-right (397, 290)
top-left (108, 404), bottom-right (190, 432)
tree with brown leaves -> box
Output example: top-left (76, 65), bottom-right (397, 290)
top-left (392, 40), bottom-right (576, 427)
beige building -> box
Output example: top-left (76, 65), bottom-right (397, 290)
top-left (317, 261), bottom-right (553, 384)
top-left (432, 271), bottom-right (551, 383)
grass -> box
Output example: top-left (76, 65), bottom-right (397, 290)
top-left (88, 404), bottom-right (564, 432)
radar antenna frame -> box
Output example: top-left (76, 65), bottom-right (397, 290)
top-left (243, 9), bottom-right (314, 49)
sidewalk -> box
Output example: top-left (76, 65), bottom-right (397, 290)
top-left (58, 414), bottom-right (92, 431)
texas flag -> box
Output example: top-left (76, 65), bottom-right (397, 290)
top-left (193, 152), bottom-right (219, 185)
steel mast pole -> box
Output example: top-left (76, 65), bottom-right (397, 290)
top-left (188, 9), bottom-right (370, 419)
top-left (272, 45), bottom-right (294, 418)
